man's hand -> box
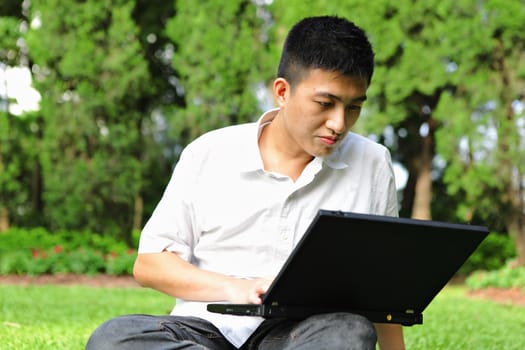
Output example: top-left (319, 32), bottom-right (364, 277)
top-left (224, 277), bottom-right (273, 304)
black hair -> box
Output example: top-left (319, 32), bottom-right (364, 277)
top-left (277, 16), bottom-right (375, 88)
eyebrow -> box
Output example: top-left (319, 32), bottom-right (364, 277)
top-left (314, 91), bottom-right (368, 103)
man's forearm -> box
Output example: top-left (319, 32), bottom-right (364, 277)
top-left (133, 250), bottom-right (270, 303)
top-left (374, 323), bottom-right (405, 350)
top-left (133, 251), bottom-right (234, 300)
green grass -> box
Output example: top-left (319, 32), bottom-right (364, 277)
top-left (1, 284), bottom-right (524, 349)
top-left (0, 284), bottom-right (173, 350)
top-left (403, 286), bottom-right (525, 349)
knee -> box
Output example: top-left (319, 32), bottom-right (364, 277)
top-left (86, 315), bottom-right (139, 350)
top-left (309, 312), bottom-right (377, 348)
top-left (343, 313), bottom-right (377, 345)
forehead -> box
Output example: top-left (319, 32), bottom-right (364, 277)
top-left (293, 69), bottom-right (368, 99)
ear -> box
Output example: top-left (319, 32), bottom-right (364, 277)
top-left (273, 77), bottom-right (290, 107)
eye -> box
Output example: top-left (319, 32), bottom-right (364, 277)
top-left (346, 104), bottom-right (362, 111)
top-left (317, 101), bottom-right (333, 107)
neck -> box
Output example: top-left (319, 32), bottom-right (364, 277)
top-left (258, 114), bottom-right (314, 181)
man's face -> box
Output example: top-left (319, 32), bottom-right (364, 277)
top-left (275, 69), bottom-right (369, 158)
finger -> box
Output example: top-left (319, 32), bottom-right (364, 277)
top-left (248, 292), bottom-right (262, 304)
top-left (254, 284), bottom-right (269, 295)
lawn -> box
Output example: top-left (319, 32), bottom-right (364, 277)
top-left (0, 283), bottom-right (173, 350)
top-left (1, 284), bottom-right (524, 349)
top-left (403, 287), bottom-right (525, 349)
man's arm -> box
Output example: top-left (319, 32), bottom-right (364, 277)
top-left (374, 324), bottom-right (405, 350)
top-left (133, 250), bottom-right (271, 304)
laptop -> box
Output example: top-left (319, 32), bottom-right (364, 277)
top-left (207, 210), bottom-right (489, 326)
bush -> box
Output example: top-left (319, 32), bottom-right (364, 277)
top-left (106, 250), bottom-right (137, 275)
top-left (0, 251), bottom-right (32, 275)
top-left (466, 262), bottom-right (525, 290)
top-left (459, 232), bottom-right (516, 275)
top-left (0, 227), bottom-right (136, 276)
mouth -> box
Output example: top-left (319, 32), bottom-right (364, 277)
top-left (319, 136), bottom-right (338, 146)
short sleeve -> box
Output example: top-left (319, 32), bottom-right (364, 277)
top-left (138, 142), bottom-right (202, 261)
top-left (375, 147), bottom-right (399, 218)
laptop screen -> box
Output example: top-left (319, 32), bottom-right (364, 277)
top-left (261, 210), bottom-right (489, 315)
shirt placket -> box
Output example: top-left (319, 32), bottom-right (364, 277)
top-left (276, 189), bottom-right (299, 254)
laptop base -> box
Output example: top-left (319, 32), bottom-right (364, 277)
top-left (207, 303), bottom-right (423, 326)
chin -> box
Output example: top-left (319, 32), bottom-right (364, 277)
top-left (312, 149), bottom-right (333, 157)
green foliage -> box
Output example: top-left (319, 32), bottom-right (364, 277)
top-left (0, 227), bottom-right (136, 275)
top-left (459, 232), bottom-right (516, 275)
top-left (0, 16), bottom-right (20, 64)
top-left (0, 0), bottom-right (187, 239)
top-left (0, 248), bottom-right (106, 276)
top-left (105, 251), bottom-right (136, 275)
top-left (165, 0), bottom-right (272, 142)
top-left (1, 0), bottom-right (524, 268)
top-left (0, 3), bottom-right (36, 226)
top-left (0, 226), bottom-right (130, 251)
top-left (23, 0), bottom-right (156, 238)
top-left (0, 247), bottom-right (136, 276)
top-left (270, 0), bottom-right (525, 263)
top-left (466, 264), bottom-right (525, 290)
top-left (0, 1), bottom-right (202, 240)
top-left (432, 2), bottom-right (525, 220)
top-left (0, 111), bottom-right (43, 226)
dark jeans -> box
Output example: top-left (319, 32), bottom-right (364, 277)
top-left (85, 312), bottom-right (377, 350)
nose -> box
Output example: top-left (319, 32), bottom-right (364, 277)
top-left (325, 108), bottom-right (346, 134)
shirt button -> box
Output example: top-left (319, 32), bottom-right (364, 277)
top-left (280, 231), bottom-right (289, 241)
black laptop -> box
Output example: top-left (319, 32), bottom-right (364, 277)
top-left (207, 210), bottom-right (489, 326)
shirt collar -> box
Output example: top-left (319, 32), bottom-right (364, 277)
top-left (238, 109), bottom-right (278, 173)
top-left (239, 108), bottom-right (349, 173)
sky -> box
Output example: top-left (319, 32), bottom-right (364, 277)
top-left (0, 64), bottom-right (41, 116)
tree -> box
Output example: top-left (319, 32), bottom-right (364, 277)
top-left (25, 0), bottom-right (152, 239)
top-left (0, 8), bottom-right (21, 231)
top-left (433, 0), bottom-right (525, 265)
top-left (270, 0), bottom-right (525, 264)
top-left (0, 1), bottom-right (42, 231)
top-left (164, 0), bottom-right (272, 144)
top-left (129, 0), bottom-right (180, 229)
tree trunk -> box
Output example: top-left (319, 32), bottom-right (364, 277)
top-left (411, 164), bottom-right (432, 220)
top-left (133, 194), bottom-right (143, 231)
top-left (493, 34), bottom-right (525, 266)
top-left (0, 206), bottom-right (9, 232)
top-left (411, 128), bottom-right (434, 220)
top-left (508, 214), bottom-right (525, 267)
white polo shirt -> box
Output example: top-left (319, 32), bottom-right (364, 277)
top-left (139, 108), bottom-right (398, 347)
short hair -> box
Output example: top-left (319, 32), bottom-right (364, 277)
top-left (277, 16), bottom-right (375, 88)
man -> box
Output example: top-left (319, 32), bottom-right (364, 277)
top-left (87, 16), bottom-right (405, 350)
